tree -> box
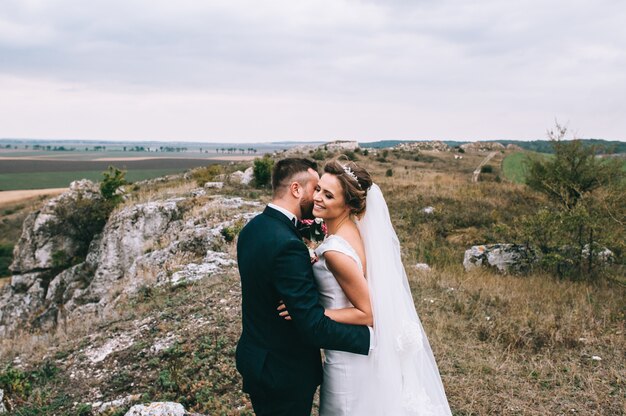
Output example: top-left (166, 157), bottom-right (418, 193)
top-left (525, 123), bottom-right (620, 210)
top-left (518, 123), bottom-right (625, 279)
top-left (100, 165), bottom-right (128, 202)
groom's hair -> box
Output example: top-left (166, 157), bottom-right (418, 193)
top-left (272, 158), bottom-right (318, 197)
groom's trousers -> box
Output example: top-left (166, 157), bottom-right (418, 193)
top-left (249, 389), bottom-right (315, 416)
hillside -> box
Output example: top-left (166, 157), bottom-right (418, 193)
top-left (0, 148), bottom-right (624, 415)
top-left (361, 139), bottom-right (626, 154)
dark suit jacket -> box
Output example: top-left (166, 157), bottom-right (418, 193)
top-left (236, 206), bottom-right (370, 398)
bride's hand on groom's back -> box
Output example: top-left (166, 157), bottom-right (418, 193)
top-left (277, 300), bottom-right (292, 321)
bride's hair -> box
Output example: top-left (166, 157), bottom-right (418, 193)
top-left (324, 158), bottom-right (373, 217)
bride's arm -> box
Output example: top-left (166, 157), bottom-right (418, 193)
top-left (323, 251), bottom-right (373, 327)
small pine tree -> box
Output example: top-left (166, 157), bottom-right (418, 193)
top-left (100, 166), bottom-right (128, 202)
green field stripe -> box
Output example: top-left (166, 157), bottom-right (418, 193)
top-left (0, 168), bottom-right (188, 191)
top-left (502, 152), bottom-right (530, 184)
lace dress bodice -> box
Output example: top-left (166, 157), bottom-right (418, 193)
top-left (312, 234), bottom-right (363, 310)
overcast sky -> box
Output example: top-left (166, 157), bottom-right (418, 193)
top-left (1, 0), bottom-right (624, 143)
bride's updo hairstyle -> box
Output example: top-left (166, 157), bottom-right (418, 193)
top-left (324, 158), bottom-right (373, 217)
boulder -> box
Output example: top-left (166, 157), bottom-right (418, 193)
top-left (125, 402), bottom-right (186, 416)
top-left (203, 182), bottom-right (223, 189)
top-left (241, 167), bottom-right (254, 185)
top-left (463, 244), bottom-right (537, 274)
top-left (227, 167), bottom-right (254, 185)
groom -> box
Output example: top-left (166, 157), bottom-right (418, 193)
top-left (236, 158), bottom-right (371, 416)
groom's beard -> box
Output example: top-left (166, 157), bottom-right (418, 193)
top-left (300, 197), bottom-right (315, 220)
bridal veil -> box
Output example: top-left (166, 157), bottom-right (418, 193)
top-left (354, 184), bottom-right (452, 415)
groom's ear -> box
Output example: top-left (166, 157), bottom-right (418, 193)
top-left (289, 181), bottom-right (302, 199)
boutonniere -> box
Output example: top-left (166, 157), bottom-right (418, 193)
top-left (297, 218), bottom-right (327, 242)
top-left (298, 219), bottom-right (327, 264)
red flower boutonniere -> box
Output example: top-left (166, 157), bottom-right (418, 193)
top-left (298, 218), bottom-right (327, 264)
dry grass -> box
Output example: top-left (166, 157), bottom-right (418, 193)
top-left (408, 266), bottom-right (624, 415)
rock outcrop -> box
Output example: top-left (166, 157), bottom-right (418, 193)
top-left (463, 244), bottom-right (538, 274)
top-left (460, 141), bottom-right (505, 152)
top-left (394, 141), bottom-right (450, 152)
top-left (0, 183), bottom-right (260, 337)
top-left (325, 140), bottom-right (359, 151)
top-left (10, 179), bottom-right (101, 274)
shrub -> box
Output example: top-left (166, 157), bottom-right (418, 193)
top-left (343, 150), bottom-right (358, 161)
top-left (191, 164), bottom-right (223, 186)
top-left (44, 193), bottom-right (113, 260)
top-left (311, 149), bottom-right (326, 161)
top-left (221, 218), bottom-right (246, 243)
top-left (481, 164), bottom-right (493, 173)
top-left (253, 156), bottom-right (274, 188)
top-left (0, 365), bottom-right (31, 400)
top-left (0, 243), bottom-right (13, 277)
top-left (100, 165), bottom-right (128, 202)
top-left (363, 149), bottom-right (369, 156)
top-left (385, 169), bottom-right (393, 177)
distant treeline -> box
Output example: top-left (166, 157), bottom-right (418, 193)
top-left (360, 139), bottom-right (626, 154)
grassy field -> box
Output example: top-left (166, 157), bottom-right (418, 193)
top-left (502, 152), bottom-right (530, 183)
top-left (503, 151), bottom-right (626, 184)
top-left (0, 149), bottom-right (623, 415)
top-left (0, 169), bottom-right (192, 190)
top-left (0, 158), bottom-right (226, 190)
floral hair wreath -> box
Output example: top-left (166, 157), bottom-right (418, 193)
top-left (341, 164), bottom-right (362, 189)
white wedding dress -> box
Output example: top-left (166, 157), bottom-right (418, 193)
top-left (313, 184), bottom-right (452, 416)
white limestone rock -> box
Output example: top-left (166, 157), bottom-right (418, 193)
top-left (76, 199), bottom-right (184, 307)
top-left (125, 402), bottom-right (186, 416)
top-left (93, 394), bottom-right (141, 414)
top-left (0, 388), bottom-right (6, 413)
top-left (241, 167), bottom-right (254, 185)
top-left (10, 272), bottom-right (41, 293)
top-left (168, 251), bottom-right (236, 286)
top-left (203, 182), bottom-right (223, 189)
top-left (10, 180), bottom-right (101, 274)
top-left (84, 333), bottom-right (135, 364)
top-left (463, 244), bottom-right (537, 274)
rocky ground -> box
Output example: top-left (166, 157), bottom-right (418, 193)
top-left (2, 257), bottom-right (250, 415)
top-left (0, 167), bottom-right (264, 415)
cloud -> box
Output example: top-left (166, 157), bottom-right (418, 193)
top-left (0, 0), bottom-right (624, 141)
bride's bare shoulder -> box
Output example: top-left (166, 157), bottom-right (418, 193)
top-left (336, 224), bottom-right (367, 269)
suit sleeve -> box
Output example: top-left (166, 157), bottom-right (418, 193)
top-left (271, 239), bottom-right (370, 355)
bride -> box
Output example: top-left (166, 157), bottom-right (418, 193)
top-left (280, 159), bottom-right (452, 415)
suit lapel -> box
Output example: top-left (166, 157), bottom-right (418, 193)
top-left (263, 206), bottom-right (303, 239)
